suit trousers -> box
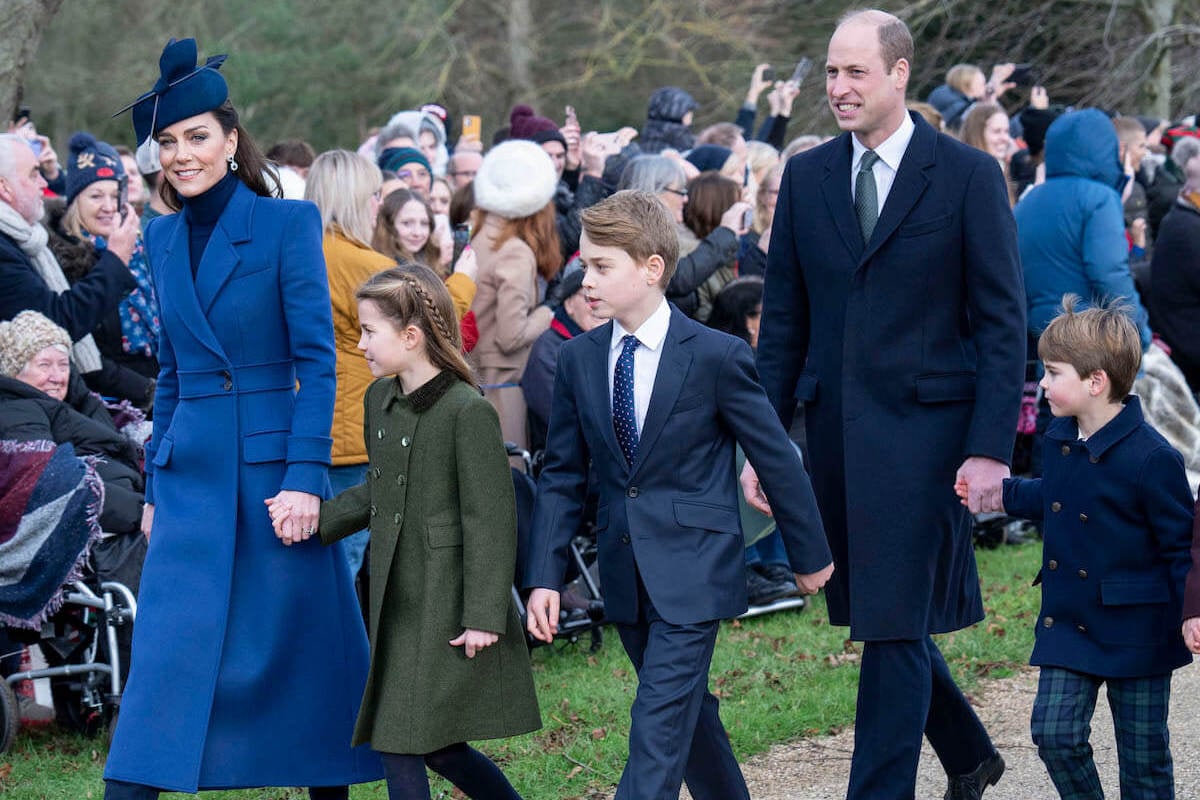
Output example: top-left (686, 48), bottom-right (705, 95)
top-left (613, 577), bottom-right (749, 800)
top-left (847, 637), bottom-right (994, 800)
top-left (1031, 667), bottom-right (1174, 800)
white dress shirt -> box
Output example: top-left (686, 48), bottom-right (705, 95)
top-left (608, 299), bottom-right (671, 434)
top-left (850, 111), bottom-right (916, 214)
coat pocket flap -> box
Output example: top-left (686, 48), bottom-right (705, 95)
top-left (243, 430), bottom-right (289, 464)
top-left (915, 372), bottom-right (976, 403)
top-left (427, 522), bottom-right (463, 548)
top-left (1100, 578), bottom-right (1170, 606)
top-left (673, 500), bottom-right (739, 533)
top-left (151, 436), bottom-right (174, 468)
top-left (898, 213), bottom-right (952, 238)
top-left (794, 373), bottom-right (819, 402)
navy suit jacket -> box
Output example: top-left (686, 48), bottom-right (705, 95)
top-left (757, 112), bottom-right (1027, 639)
top-left (525, 304), bottom-right (831, 626)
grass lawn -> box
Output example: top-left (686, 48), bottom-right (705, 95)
top-left (1, 543), bottom-right (1041, 800)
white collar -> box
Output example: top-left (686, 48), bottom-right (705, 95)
top-left (851, 110), bottom-right (916, 173)
top-left (611, 298), bottom-right (671, 352)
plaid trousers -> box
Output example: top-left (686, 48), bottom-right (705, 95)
top-left (1031, 667), bottom-right (1174, 799)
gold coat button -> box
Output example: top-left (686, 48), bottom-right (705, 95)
top-left (1044, 617), bottom-right (1054, 628)
top-left (1051, 502), bottom-right (1062, 512)
top-left (1048, 560), bottom-right (1058, 570)
top-left (1078, 569), bottom-right (1088, 579)
top-left (1079, 513), bottom-right (1088, 523)
top-left (1061, 444), bottom-right (1071, 456)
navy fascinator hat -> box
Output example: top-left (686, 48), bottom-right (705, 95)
top-left (115, 38), bottom-right (229, 174)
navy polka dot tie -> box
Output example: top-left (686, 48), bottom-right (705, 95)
top-left (613, 334), bottom-right (640, 465)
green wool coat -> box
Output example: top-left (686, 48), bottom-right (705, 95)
top-left (320, 371), bottom-right (541, 754)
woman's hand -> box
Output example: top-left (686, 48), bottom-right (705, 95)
top-left (140, 503), bottom-right (154, 540)
top-left (449, 628), bottom-right (499, 658)
top-left (108, 205), bottom-right (140, 265)
top-left (453, 245), bottom-right (478, 281)
top-left (264, 490), bottom-right (321, 546)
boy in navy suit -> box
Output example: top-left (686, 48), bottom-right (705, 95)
top-left (524, 190), bottom-right (834, 800)
top-left (966, 298), bottom-right (1195, 799)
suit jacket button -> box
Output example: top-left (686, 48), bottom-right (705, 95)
top-left (1061, 444), bottom-right (1071, 456)
top-left (377, 428), bottom-right (386, 439)
top-left (1077, 624), bottom-right (1087, 633)
top-left (1051, 501), bottom-right (1062, 512)
top-left (627, 487), bottom-right (639, 498)
top-left (1089, 455), bottom-right (1099, 464)
top-left (1048, 560), bottom-right (1058, 570)
top-left (1079, 513), bottom-right (1088, 523)
top-left (1077, 569), bottom-right (1088, 579)
top-left (621, 535), bottom-right (631, 544)
top-left (1043, 616), bottom-right (1054, 628)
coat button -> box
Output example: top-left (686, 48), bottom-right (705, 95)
top-left (221, 370), bottom-right (233, 391)
top-left (1048, 560), bottom-right (1058, 570)
top-left (1061, 444), bottom-right (1071, 456)
top-left (1077, 569), bottom-right (1088, 579)
top-left (627, 487), bottom-right (639, 498)
top-left (396, 474), bottom-right (406, 486)
top-left (377, 428), bottom-right (386, 439)
top-left (401, 436), bottom-right (411, 447)
top-left (393, 512), bottom-right (401, 524)
top-left (369, 505), bottom-right (377, 517)
top-left (1089, 455), bottom-right (1099, 464)
top-left (621, 535), bottom-right (631, 544)
top-left (372, 468), bottom-right (381, 479)
top-left (1079, 513), bottom-right (1088, 523)
top-left (1044, 616), bottom-right (1054, 628)
top-left (1051, 502), bottom-right (1062, 512)
top-left (1077, 624), bottom-right (1087, 633)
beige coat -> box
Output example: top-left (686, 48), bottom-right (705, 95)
top-left (469, 214), bottom-right (552, 449)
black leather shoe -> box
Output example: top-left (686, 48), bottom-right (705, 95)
top-left (944, 751), bottom-right (1004, 800)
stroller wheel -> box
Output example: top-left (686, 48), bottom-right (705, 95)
top-left (0, 680), bottom-right (18, 753)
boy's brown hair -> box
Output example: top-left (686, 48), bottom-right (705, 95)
top-left (1037, 294), bottom-right (1142, 401)
top-left (581, 190), bottom-right (679, 289)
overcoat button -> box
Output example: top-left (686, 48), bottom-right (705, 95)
top-left (621, 535), bottom-right (631, 544)
top-left (1077, 624), bottom-right (1087, 633)
top-left (394, 513), bottom-right (401, 524)
top-left (1077, 569), bottom-right (1088, 579)
top-left (1089, 455), bottom-right (1099, 464)
top-left (369, 505), bottom-right (377, 517)
top-left (1043, 617), bottom-right (1054, 628)
top-left (377, 429), bottom-right (386, 439)
top-left (1079, 513), bottom-right (1088, 523)
top-left (372, 468), bottom-right (381, 479)
top-left (1048, 560), bottom-right (1058, 570)
top-left (221, 370), bottom-right (233, 391)
top-left (402, 436), bottom-right (411, 447)
top-left (1051, 502), bottom-right (1062, 512)
top-left (627, 487), bottom-right (639, 498)
top-left (1061, 444), bottom-right (1071, 456)
top-left (397, 474), bottom-right (406, 485)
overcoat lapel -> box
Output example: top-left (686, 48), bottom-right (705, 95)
top-left (195, 184), bottom-right (255, 315)
top-left (586, 327), bottom-right (628, 469)
top-left (631, 310), bottom-right (692, 479)
top-left (156, 213), bottom-right (226, 362)
top-left (859, 113), bottom-right (935, 267)
top-left (820, 136), bottom-right (863, 261)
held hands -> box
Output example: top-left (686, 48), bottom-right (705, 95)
top-left (525, 588), bottom-right (561, 643)
top-left (450, 628), bottom-right (499, 658)
top-left (1182, 618), bottom-right (1200, 654)
top-left (954, 457), bottom-right (1010, 514)
top-left (264, 490), bottom-right (322, 546)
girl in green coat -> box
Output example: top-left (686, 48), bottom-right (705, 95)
top-left (270, 263), bottom-right (540, 799)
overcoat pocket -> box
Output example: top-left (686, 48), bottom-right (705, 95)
top-left (673, 499), bottom-right (739, 534)
top-left (914, 372), bottom-right (976, 403)
top-left (243, 430), bottom-right (288, 464)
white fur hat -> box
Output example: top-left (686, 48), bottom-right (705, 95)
top-left (472, 140), bottom-right (558, 219)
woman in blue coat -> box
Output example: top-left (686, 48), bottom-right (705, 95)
top-left (103, 39), bottom-right (380, 798)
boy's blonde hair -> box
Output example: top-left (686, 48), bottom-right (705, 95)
top-left (581, 190), bottom-right (679, 289)
top-left (1037, 295), bottom-right (1141, 401)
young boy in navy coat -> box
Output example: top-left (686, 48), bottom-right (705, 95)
top-left (967, 298), bottom-right (1195, 799)
top-left (524, 191), bottom-right (834, 800)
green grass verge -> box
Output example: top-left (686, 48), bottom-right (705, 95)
top-left (1, 543), bottom-right (1041, 800)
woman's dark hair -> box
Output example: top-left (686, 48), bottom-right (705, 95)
top-left (707, 275), bottom-right (764, 347)
top-left (448, 181), bottom-right (475, 228)
top-left (683, 171), bottom-right (740, 240)
top-left (158, 100), bottom-right (280, 211)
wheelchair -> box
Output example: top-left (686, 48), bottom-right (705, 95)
top-left (1, 577), bottom-right (137, 753)
top-left (506, 443), bottom-right (607, 653)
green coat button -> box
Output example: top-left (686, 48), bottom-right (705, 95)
top-left (397, 474), bottom-right (407, 485)
top-left (402, 436), bottom-right (411, 447)
top-left (394, 512), bottom-right (401, 524)
top-left (377, 428), bottom-right (386, 439)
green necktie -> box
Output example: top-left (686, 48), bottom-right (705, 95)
top-left (856, 150), bottom-right (880, 243)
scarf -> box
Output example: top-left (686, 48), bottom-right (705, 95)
top-left (0, 202), bottom-right (103, 373)
top-left (85, 231), bottom-right (159, 358)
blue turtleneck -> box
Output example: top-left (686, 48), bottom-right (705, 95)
top-left (180, 170), bottom-right (240, 278)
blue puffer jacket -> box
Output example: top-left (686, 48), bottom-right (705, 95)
top-left (1014, 109), bottom-right (1151, 347)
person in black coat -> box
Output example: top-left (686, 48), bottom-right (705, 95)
top-left (1148, 163), bottom-right (1200, 394)
top-left (639, 87), bottom-right (697, 155)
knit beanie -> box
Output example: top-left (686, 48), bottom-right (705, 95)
top-left (378, 146), bottom-right (433, 176)
top-left (0, 310), bottom-right (72, 377)
top-left (509, 105), bottom-right (567, 149)
top-left (686, 144), bottom-right (733, 174)
top-left (65, 132), bottom-right (125, 206)
top-left (472, 140), bottom-right (558, 219)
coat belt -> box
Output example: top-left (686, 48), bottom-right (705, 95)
top-left (176, 361), bottom-right (296, 399)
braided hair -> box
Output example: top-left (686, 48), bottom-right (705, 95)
top-left (356, 262), bottom-right (475, 387)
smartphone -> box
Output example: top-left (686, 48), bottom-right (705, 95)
top-left (452, 222), bottom-right (471, 266)
top-left (118, 179), bottom-right (129, 224)
top-left (564, 105), bottom-right (578, 128)
top-left (1010, 64), bottom-right (1036, 87)
top-left (790, 57), bottom-right (813, 85)
top-left (461, 115), bottom-right (482, 142)
top-left (762, 67), bottom-right (775, 83)
top-left (742, 208), bottom-right (754, 230)
top-left (29, 138), bottom-right (42, 157)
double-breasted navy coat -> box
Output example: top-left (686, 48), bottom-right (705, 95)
top-left (757, 112), bottom-right (1027, 640)
top-left (1004, 397), bottom-right (1194, 678)
top-left (104, 183), bottom-right (380, 791)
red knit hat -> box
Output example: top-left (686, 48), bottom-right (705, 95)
top-left (509, 105), bottom-right (567, 148)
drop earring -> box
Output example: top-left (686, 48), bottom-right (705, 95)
top-left (227, 153), bottom-right (239, 173)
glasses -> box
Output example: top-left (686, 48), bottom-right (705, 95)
top-left (664, 186), bottom-right (687, 198)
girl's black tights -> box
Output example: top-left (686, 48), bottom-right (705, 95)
top-left (380, 743), bottom-right (522, 800)
top-left (104, 780), bottom-right (347, 800)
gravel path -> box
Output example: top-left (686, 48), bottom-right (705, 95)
top-left (701, 662), bottom-right (1200, 799)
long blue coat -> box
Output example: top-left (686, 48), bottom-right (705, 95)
top-left (757, 112), bottom-right (1027, 640)
top-left (104, 183), bottom-right (381, 792)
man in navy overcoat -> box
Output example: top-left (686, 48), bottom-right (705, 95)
top-left (743, 10), bottom-right (1027, 800)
